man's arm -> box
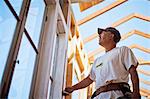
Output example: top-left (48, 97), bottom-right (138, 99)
top-left (129, 65), bottom-right (141, 98)
top-left (64, 75), bottom-right (93, 94)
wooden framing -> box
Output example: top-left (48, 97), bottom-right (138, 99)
top-left (129, 44), bottom-right (150, 53)
top-left (77, 0), bottom-right (128, 25)
top-left (70, 14), bottom-right (76, 37)
top-left (65, 63), bottom-right (73, 99)
top-left (140, 88), bottom-right (150, 96)
top-left (83, 32), bottom-right (98, 44)
top-left (137, 69), bottom-right (150, 76)
top-left (140, 88), bottom-right (150, 97)
top-left (33, 3), bottom-right (58, 99)
top-left (130, 85), bottom-right (150, 97)
top-left (140, 78), bottom-right (150, 86)
top-left (68, 51), bottom-right (74, 64)
top-left (140, 91), bottom-right (149, 97)
top-left (50, 3), bottom-right (69, 99)
top-left (111, 13), bottom-right (150, 27)
top-left (88, 44), bottom-right (150, 59)
top-left (84, 29), bottom-right (150, 44)
top-left (83, 13), bottom-right (150, 43)
top-left (44, 0), bottom-right (56, 4)
top-left (138, 60), bottom-right (150, 65)
top-left (70, 1), bottom-right (150, 98)
top-left (32, 1), bottom-right (70, 99)
top-left (79, 0), bottom-right (104, 12)
top-left (88, 46), bottom-right (104, 59)
top-left (0, 0), bottom-right (31, 97)
top-left (121, 30), bottom-right (150, 40)
top-left (76, 45), bottom-right (85, 72)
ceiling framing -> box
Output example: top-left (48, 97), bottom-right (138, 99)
top-left (70, 0), bottom-right (150, 97)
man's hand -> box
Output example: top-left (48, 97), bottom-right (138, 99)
top-left (63, 87), bottom-right (74, 96)
top-left (62, 75), bottom-right (93, 96)
top-left (131, 92), bottom-right (141, 99)
top-left (65, 87), bottom-right (74, 93)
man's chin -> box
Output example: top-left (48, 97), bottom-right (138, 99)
top-left (99, 42), bottom-right (104, 47)
top-left (99, 42), bottom-right (102, 45)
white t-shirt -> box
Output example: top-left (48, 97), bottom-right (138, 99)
top-left (89, 46), bottom-right (138, 99)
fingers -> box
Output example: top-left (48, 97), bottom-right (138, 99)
top-left (62, 90), bottom-right (70, 96)
top-left (62, 87), bottom-right (73, 96)
top-left (65, 87), bottom-right (74, 93)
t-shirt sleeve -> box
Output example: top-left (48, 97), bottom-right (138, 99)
top-left (89, 59), bottom-right (97, 81)
top-left (121, 46), bottom-right (139, 71)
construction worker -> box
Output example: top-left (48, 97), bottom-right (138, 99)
top-left (63, 27), bottom-right (141, 99)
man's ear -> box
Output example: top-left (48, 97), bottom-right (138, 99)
top-left (111, 33), bottom-right (115, 40)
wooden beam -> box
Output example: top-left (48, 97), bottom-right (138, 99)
top-left (140, 91), bottom-right (149, 97)
top-left (79, 0), bottom-right (104, 12)
top-left (137, 69), bottom-right (150, 76)
top-left (129, 44), bottom-right (150, 54)
top-left (140, 88), bottom-right (150, 95)
top-left (74, 62), bottom-right (82, 81)
top-left (131, 86), bottom-right (150, 97)
top-left (140, 78), bottom-right (150, 86)
top-left (121, 30), bottom-right (150, 41)
top-left (83, 13), bottom-right (150, 43)
top-left (88, 46), bottom-right (104, 58)
top-left (77, 0), bottom-right (128, 25)
top-left (76, 45), bottom-right (85, 73)
top-left (111, 13), bottom-right (150, 27)
top-left (45, 0), bottom-right (56, 5)
top-left (65, 63), bottom-right (73, 99)
top-left (138, 60), bottom-right (150, 65)
top-left (83, 33), bottom-right (98, 44)
top-left (88, 43), bottom-right (150, 59)
top-left (68, 51), bottom-right (74, 64)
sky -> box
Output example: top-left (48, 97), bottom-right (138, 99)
top-left (71, 0), bottom-right (150, 98)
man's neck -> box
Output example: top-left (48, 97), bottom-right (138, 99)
top-left (105, 44), bottom-right (116, 52)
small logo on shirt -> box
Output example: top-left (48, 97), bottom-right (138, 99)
top-left (96, 63), bottom-right (103, 68)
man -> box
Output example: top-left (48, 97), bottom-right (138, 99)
top-left (63, 27), bottom-right (141, 99)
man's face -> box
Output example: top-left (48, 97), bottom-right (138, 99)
top-left (98, 30), bottom-right (114, 46)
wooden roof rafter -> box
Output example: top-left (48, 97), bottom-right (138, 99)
top-left (140, 88), bottom-right (150, 96)
top-left (140, 78), bottom-right (150, 86)
top-left (129, 44), bottom-right (150, 53)
top-left (88, 46), bottom-right (150, 60)
top-left (138, 60), bottom-right (150, 65)
top-left (111, 13), bottom-right (150, 27)
top-left (121, 30), bottom-right (150, 41)
top-left (77, 0), bottom-right (128, 25)
top-left (83, 13), bottom-right (150, 44)
top-left (79, 0), bottom-right (104, 11)
top-left (140, 88), bottom-right (150, 97)
top-left (135, 86), bottom-right (150, 97)
top-left (88, 44), bottom-right (150, 59)
top-left (130, 80), bottom-right (150, 97)
top-left (137, 69), bottom-right (150, 76)
top-left (140, 91), bottom-right (149, 97)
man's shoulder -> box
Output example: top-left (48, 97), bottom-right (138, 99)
top-left (119, 46), bottom-right (129, 49)
top-left (119, 46), bottom-right (131, 51)
top-left (95, 56), bottom-right (101, 61)
top-left (93, 56), bottom-right (102, 64)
